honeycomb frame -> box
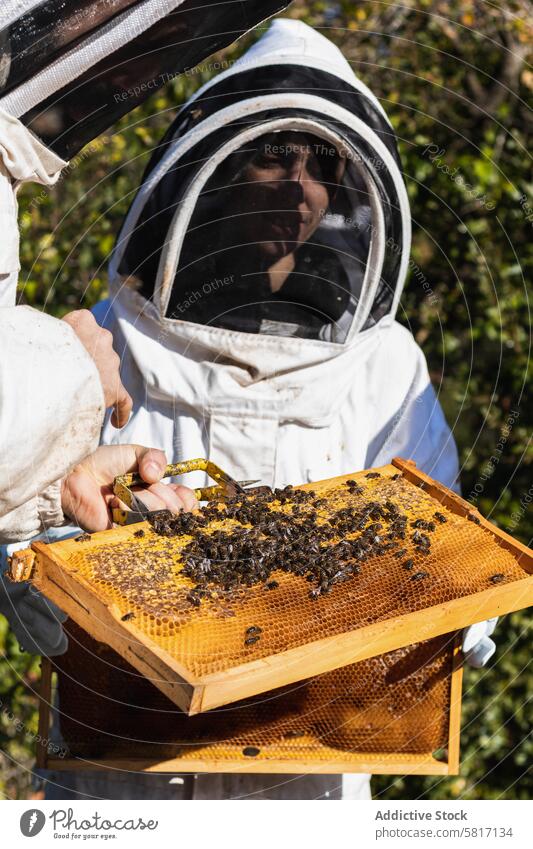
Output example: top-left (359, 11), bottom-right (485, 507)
top-left (37, 628), bottom-right (464, 776)
top-left (22, 458), bottom-right (533, 715)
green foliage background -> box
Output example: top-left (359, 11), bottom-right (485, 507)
top-left (1, 0), bottom-right (531, 799)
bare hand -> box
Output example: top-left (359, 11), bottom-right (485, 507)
top-left (63, 309), bottom-right (132, 427)
top-left (61, 445), bottom-right (197, 531)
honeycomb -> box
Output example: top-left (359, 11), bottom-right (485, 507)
top-left (57, 468), bottom-right (524, 679)
top-left (52, 620), bottom-right (458, 768)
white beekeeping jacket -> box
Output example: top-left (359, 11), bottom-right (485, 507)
top-left (0, 109), bottom-right (104, 542)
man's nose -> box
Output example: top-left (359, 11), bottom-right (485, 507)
top-left (282, 180), bottom-right (304, 208)
top-left (281, 166), bottom-right (306, 206)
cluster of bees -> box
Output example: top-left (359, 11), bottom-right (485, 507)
top-left (147, 475), bottom-right (452, 608)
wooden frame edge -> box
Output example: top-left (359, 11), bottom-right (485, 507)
top-left (446, 637), bottom-right (464, 775)
top-left (43, 755), bottom-right (450, 776)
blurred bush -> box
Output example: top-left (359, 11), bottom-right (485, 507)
top-left (1, 0), bottom-right (530, 799)
top-left (0, 618), bottom-right (40, 799)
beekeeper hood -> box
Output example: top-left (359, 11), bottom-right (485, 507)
top-left (108, 18), bottom-right (411, 426)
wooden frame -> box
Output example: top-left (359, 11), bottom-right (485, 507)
top-left (36, 639), bottom-right (464, 776)
top-left (12, 458), bottom-right (533, 715)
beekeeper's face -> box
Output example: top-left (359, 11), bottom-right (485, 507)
top-left (222, 132), bottom-right (335, 263)
top-left (161, 127), bottom-right (372, 340)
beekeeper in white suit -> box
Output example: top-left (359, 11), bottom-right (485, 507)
top-left (38, 18), bottom-right (498, 801)
top-left (0, 1), bottom-right (286, 638)
top-left (0, 0), bottom-right (287, 539)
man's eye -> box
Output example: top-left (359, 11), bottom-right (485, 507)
top-left (257, 152), bottom-right (282, 167)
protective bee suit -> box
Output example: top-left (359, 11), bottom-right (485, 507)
top-left (102, 16), bottom-right (456, 488)
top-left (0, 0), bottom-right (287, 543)
top-left (38, 18), bottom-right (497, 802)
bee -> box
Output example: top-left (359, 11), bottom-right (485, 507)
top-left (412, 530), bottom-right (430, 547)
top-left (346, 480), bottom-right (364, 494)
top-left (244, 635), bottom-right (261, 646)
top-left (121, 612), bottom-right (135, 622)
top-left (490, 574), bottom-right (505, 583)
top-left (186, 591), bottom-right (201, 607)
top-left (411, 519), bottom-right (436, 532)
top-left (246, 625), bottom-right (262, 636)
top-left (434, 512), bottom-right (447, 523)
top-left (411, 571), bottom-right (429, 581)
top-left (242, 746), bottom-right (260, 757)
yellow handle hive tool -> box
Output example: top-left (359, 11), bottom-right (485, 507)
top-left (112, 458), bottom-right (260, 525)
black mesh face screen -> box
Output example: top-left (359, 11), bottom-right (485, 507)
top-left (5, 0), bottom-right (289, 158)
top-left (161, 131), bottom-right (373, 342)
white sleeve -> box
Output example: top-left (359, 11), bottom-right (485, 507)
top-left (365, 324), bottom-right (460, 492)
top-left (0, 306), bottom-right (105, 542)
top-left (0, 156), bottom-right (22, 307)
top-left (0, 108), bottom-right (68, 307)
